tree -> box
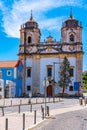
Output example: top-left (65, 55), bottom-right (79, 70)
top-left (82, 72), bottom-right (87, 90)
top-left (58, 56), bottom-right (71, 97)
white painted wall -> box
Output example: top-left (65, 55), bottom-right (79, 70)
top-left (68, 57), bottom-right (76, 84)
top-left (40, 58), bottom-right (60, 94)
top-left (6, 80), bottom-right (16, 98)
top-left (66, 57), bottom-right (77, 95)
top-left (0, 79), bottom-right (4, 98)
top-left (26, 56), bottom-right (77, 95)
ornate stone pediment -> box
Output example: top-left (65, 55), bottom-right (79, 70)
top-left (40, 46), bottom-right (59, 53)
top-left (69, 45), bottom-right (75, 51)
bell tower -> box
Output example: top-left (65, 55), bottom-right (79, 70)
top-left (61, 9), bottom-right (82, 43)
top-left (18, 12), bottom-right (41, 95)
top-left (61, 9), bottom-right (83, 84)
top-left (20, 11), bottom-right (41, 46)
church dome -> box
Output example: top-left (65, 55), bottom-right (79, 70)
top-left (62, 10), bottom-right (82, 28)
top-left (21, 11), bottom-right (39, 29)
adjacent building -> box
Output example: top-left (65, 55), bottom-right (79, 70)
top-left (18, 11), bottom-right (83, 96)
top-left (0, 60), bottom-right (22, 97)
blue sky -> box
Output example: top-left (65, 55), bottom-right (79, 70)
top-left (0, 0), bottom-right (87, 71)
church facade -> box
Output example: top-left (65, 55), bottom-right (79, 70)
top-left (18, 11), bottom-right (83, 96)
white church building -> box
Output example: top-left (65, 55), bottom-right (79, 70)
top-left (18, 11), bottom-right (83, 97)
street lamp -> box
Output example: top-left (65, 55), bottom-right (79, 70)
top-left (53, 62), bottom-right (61, 102)
top-left (43, 77), bottom-right (49, 117)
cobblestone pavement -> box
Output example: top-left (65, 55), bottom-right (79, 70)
top-left (0, 98), bottom-right (85, 130)
top-left (30, 109), bottom-right (87, 130)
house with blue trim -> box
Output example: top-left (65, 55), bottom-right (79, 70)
top-left (0, 60), bottom-right (22, 97)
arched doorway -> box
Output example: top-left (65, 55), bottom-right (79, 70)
top-left (46, 85), bottom-right (52, 97)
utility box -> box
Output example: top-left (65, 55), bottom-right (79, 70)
top-left (5, 80), bottom-right (16, 98)
top-left (0, 79), bottom-right (4, 98)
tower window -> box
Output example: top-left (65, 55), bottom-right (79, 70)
top-left (47, 66), bottom-right (52, 77)
top-left (70, 34), bottom-right (74, 42)
top-left (69, 68), bottom-right (74, 77)
top-left (27, 68), bottom-right (31, 77)
top-left (28, 36), bottom-right (32, 43)
top-left (69, 86), bottom-right (73, 91)
top-left (27, 85), bottom-right (31, 91)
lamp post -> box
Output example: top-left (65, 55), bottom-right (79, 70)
top-left (53, 62), bottom-right (61, 102)
top-left (44, 77), bottom-right (46, 117)
top-left (43, 77), bottom-right (49, 117)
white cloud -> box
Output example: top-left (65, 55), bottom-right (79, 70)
top-left (0, 0), bottom-right (84, 38)
top-left (39, 17), bottom-right (65, 31)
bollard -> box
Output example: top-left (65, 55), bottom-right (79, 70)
top-left (79, 97), bottom-right (83, 105)
top-left (11, 100), bottom-right (12, 107)
top-left (41, 105), bottom-right (44, 120)
top-left (59, 97), bottom-right (60, 102)
top-left (43, 98), bottom-right (44, 103)
top-left (5, 118), bottom-right (8, 130)
top-left (84, 97), bottom-right (87, 106)
top-left (41, 105), bottom-right (43, 113)
top-left (23, 113), bottom-right (25, 130)
top-left (18, 105), bottom-right (21, 113)
top-left (49, 97), bottom-right (50, 103)
top-left (30, 104), bottom-right (32, 112)
top-left (28, 99), bottom-right (31, 104)
top-left (3, 99), bottom-right (5, 106)
top-left (41, 107), bottom-right (44, 120)
top-left (34, 110), bottom-right (36, 124)
top-left (47, 106), bottom-right (49, 116)
top-left (35, 98), bottom-right (37, 104)
top-left (53, 98), bottom-right (55, 103)
top-left (2, 107), bottom-right (4, 116)
top-left (20, 100), bottom-right (22, 105)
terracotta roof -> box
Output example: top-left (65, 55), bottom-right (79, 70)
top-left (0, 60), bottom-right (21, 68)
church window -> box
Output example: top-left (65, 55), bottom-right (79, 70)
top-left (69, 86), bottom-right (73, 91)
top-left (27, 85), bottom-right (31, 91)
top-left (7, 70), bottom-right (11, 76)
top-left (28, 36), bottom-right (32, 43)
top-left (70, 34), bottom-right (74, 42)
top-left (69, 67), bottom-right (74, 77)
top-left (47, 66), bottom-right (52, 77)
top-left (27, 68), bottom-right (31, 77)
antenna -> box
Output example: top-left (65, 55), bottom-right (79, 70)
top-left (70, 7), bottom-right (73, 18)
top-left (30, 10), bottom-right (33, 20)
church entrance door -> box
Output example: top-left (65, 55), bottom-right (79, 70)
top-left (47, 85), bottom-right (52, 97)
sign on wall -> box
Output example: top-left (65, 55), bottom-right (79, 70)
top-left (74, 82), bottom-right (81, 91)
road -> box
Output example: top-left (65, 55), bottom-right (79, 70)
top-left (0, 98), bottom-right (79, 115)
top-left (0, 97), bottom-right (85, 130)
top-left (31, 108), bottom-right (87, 130)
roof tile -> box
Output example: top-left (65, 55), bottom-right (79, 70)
top-left (0, 60), bottom-right (21, 68)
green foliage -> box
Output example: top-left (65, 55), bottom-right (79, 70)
top-left (82, 72), bottom-right (87, 90)
top-left (58, 56), bottom-right (71, 95)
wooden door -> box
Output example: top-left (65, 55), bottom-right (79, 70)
top-left (47, 85), bottom-right (52, 97)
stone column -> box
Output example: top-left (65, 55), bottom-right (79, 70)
top-left (32, 55), bottom-right (40, 94)
top-left (76, 55), bottom-right (83, 83)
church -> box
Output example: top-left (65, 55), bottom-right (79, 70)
top-left (18, 11), bottom-right (83, 97)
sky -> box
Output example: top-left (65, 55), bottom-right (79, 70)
top-left (0, 0), bottom-right (87, 71)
